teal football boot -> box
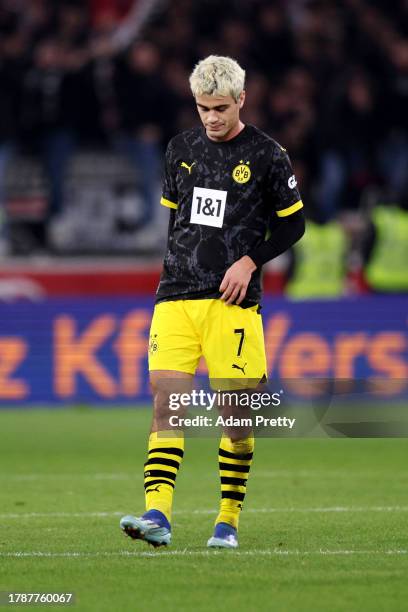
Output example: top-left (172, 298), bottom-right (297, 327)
top-left (120, 510), bottom-right (171, 548)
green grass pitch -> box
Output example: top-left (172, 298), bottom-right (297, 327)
top-left (0, 407), bottom-right (407, 611)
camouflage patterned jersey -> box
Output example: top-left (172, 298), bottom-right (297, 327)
top-left (156, 124), bottom-right (303, 304)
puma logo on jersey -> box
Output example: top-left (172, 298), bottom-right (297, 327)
top-left (232, 362), bottom-right (247, 375)
top-left (181, 161), bottom-right (196, 174)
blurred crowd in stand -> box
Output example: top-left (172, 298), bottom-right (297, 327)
top-left (0, 0), bottom-right (407, 294)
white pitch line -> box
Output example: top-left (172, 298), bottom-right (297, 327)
top-left (191, 506), bottom-right (408, 515)
top-left (1, 506), bottom-right (408, 520)
top-left (255, 471), bottom-right (408, 479)
top-left (2, 471), bottom-right (407, 482)
top-left (0, 471), bottom-right (332, 480)
top-left (0, 511), bottom-right (124, 519)
top-left (243, 506), bottom-right (408, 514)
top-left (0, 549), bottom-right (406, 559)
top-left (0, 473), bottom-right (132, 481)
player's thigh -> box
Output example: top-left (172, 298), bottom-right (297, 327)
top-left (148, 301), bottom-right (201, 375)
top-left (202, 301), bottom-right (267, 382)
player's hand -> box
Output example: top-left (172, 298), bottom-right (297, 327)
top-left (219, 256), bottom-right (257, 305)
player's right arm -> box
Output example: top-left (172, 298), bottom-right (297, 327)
top-left (160, 139), bottom-right (179, 212)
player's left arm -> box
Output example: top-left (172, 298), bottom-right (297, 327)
top-left (219, 210), bottom-right (305, 304)
top-left (220, 148), bottom-right (305, 305)
top-left (247, 208), bottom-right (305, 269)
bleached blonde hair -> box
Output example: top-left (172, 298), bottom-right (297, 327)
top-left (189, 55), bottom-right (245, 102)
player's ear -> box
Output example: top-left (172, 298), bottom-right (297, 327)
top-left (238, 91), bottom-right (245, 109)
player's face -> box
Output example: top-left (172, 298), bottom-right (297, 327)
top-left (195, 92), bottom-right (245, 142)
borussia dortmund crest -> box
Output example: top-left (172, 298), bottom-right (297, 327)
top-left (149, 334), bottom-right (159, 354)
top-left (232, 160), bottom-right (251, 184)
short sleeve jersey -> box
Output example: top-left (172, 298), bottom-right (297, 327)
top-left (157, 124), bottom-right (303, 304)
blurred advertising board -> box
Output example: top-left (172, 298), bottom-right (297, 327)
top-left (0, 296), bottom-right (406, 406)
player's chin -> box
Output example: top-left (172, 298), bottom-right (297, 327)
top-left (206, 125), bottom-right (226, 137)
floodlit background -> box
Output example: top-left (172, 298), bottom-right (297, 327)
top-left (0, 0), bottom-right (407, 254)
top-left (0, 3), bottom-right (407, 611)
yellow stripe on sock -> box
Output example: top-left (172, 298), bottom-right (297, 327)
top-left (219, 457), bottom-right (252, 466)
top-left (221, 484), bottom-right (247, 493)
top-left (147, 451), bottom-right (182, 461)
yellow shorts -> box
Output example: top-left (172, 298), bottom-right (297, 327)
top-left (148, 299), bottom-right (267, 384)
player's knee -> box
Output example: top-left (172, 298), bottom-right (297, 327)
top-left (150, 373), bottom-right (192, 420)
top-left (228, 435), bottom-right (255, 452)
top-left (151, 386), bottom-right (172, 418)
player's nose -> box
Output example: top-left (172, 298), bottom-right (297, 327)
top-left (207, 110), bottom-right (219, 123)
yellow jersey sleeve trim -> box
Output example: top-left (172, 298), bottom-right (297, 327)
top-left (160, 196), bottom-right (178, 210)
top-left (276, 200), bottom-right (303, 217)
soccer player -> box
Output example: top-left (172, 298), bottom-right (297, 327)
top-left (120, 55), bottom-right (305, 548)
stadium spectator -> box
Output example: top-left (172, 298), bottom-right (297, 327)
top-left (252, 3), bottom-right (295, 77)
top-left (113, 41), bottom-right (168, 229)
top-left (363, 201), bottom-right (408, 293)
top-left (19, 38), bottom-right (79, 241)
top-left (379, 37), bottom-right (408, 200)
top-left (316, 69), bottom-right (379, 220)
top-left (285, 215), bottom-right (348, 299)
top-left (0, 12), bottom-right (23, 255)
